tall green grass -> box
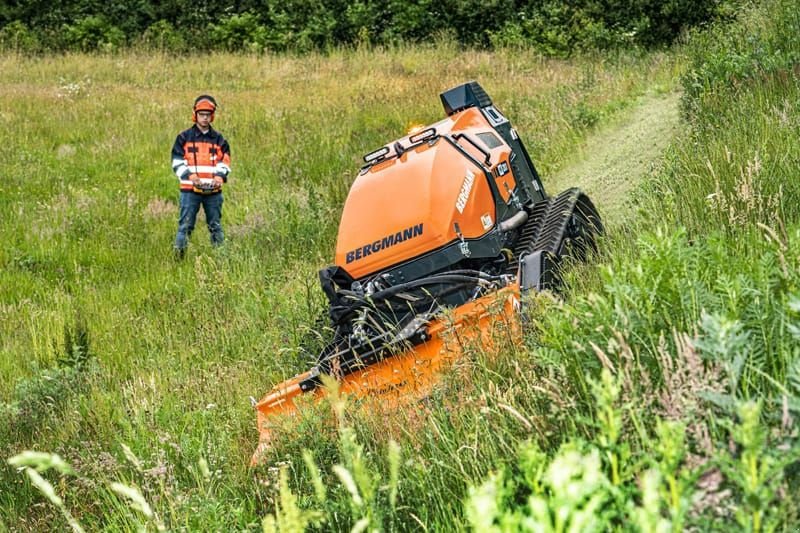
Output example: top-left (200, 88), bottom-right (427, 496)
top-left (0, 44), bottom-right (678, 530)
top-left (3, 0), bottom-right (799, 527)
top-left (463, 0), bottom-right (800, 529)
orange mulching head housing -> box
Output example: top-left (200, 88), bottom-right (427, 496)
top-left (251, 81), bottom-right (603, 463)
top-left (252, 285), bottom-right (522, 464)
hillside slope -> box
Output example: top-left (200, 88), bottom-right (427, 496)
top-left (3, 42), bottom-right (798, 525)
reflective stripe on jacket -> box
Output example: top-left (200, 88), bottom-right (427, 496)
top-left (171, 125), bottom-right (231, 192)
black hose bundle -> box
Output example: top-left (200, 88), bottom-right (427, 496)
top-left (328, 270), bottom-right (504, 328)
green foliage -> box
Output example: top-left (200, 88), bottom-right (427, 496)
top-left (681, 0), bottom-right (800, 118)
top-left (466, 380), bottom-right (800, 531)
top-left (536, 222), bottom-right (800, 410)
top-left (0, 0), bottom-right (740, 54)
top-left (651, 421), bottom-right (693, 526)
top-left (493, 0), bottom-right (738, 55)
top-left (717, 402), bottom-right (800, 531)
top-left (7, 452), bottom-right (85, 532)
top-left (498, 6), bottom-right (800, 527)
top-left (0, 311), bottom-right (95, 442)
top-left (62, 16), bottom-right (125, 52)
top-left (138, 20), bottom-right (186, 52)
top-left (208, 13), bottom-right (268, 53)
top-left (263, 0), bottom-right (342, 52)
top-left (728, 402), bottom-right (775, 530)
top-left (591, 369), bottom-right (625, 486)
top-left (0, 21), bottom-right (40, 53)
top-left (59, 309), bottom-right (92, 369)
top-left (488, 2), bottom-right (632, 57)
top-left (7, 451), bottom-right (171, 532)
top-left (261, 467), bottom-right (323, 532)
top-left (464, 371), bottom-right (691, 531)
top-left (2, 0), bottom-right (800, 527)
top-left (293, 377), bottom-right (403, 530)
top-left (3, 365), bottom-right (89, 434)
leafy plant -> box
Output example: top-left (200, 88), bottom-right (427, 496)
top-left (208, 13), bottom-right (267, 52)
top-left (62, 16), bottom-right (125, 52)
top-left (0, 21), bottom-right (40, 53)
top-left (59, 309), bottom-right (92, 369)
top-left (718, 402), bottom-right (799, 532)
top-left (261, 466), bottom-right (324, 532)
top-left (138, 20), bottom-right (186, 52)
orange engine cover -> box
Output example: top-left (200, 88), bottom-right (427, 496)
top-left (335, 107), bottom-right (517, 279)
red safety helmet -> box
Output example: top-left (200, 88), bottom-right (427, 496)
top-left (192, 94), bottom-right (217, 123)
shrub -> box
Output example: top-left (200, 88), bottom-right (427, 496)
top-left (464, 370), bottom-right (694, 531)
top-left (0, 21), bottom-right (40, 53)
top-left (0, 0), bottom-right (742, 54)
top-left (208, 12), bottom-right (267, 53)
top-left (260, 1), bottom-right (341, 52)
top-left (138, 20), bottom-right (186, 52)
top-left (63, 16), bottom-right (125, 52)
top-left (491, 0), bottom-right (732, 55)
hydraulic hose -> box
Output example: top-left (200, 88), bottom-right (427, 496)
top-left (498, 211), bottom-right (528, 232)
top-left (330, 272), bottom-right (502, 325)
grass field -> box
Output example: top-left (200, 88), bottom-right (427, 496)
top-left (2, 1), bottom-right (800, 528)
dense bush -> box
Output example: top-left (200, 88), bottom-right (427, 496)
top-left (0, 0), bottom-right (740, 54)
top-left (467, 397), bottom-right (799, 531)
top-left (0, 21), bottom-right (39, 53)
top-left (62, 16), bottom-right (126, 52)
top-left (137, 20), bottom-right (186, 52)
top-left (208, 12), bottom-right (268, 52)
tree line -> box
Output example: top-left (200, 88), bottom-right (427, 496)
top-left (0, 0), bottom-right (737, 54)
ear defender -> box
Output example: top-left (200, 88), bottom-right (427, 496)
top-left (192, 95), bottom-right (217, 123)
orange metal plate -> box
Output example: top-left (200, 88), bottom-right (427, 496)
top-left (252, 284), bottom-right (521, 464)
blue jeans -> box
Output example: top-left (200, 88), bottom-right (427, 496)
top-left (174, 191), bottom-right (224, 250)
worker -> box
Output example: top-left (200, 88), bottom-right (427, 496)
top-left (171, 94), bottom-right (231, 259)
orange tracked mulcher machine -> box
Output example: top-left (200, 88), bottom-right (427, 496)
top-left (252, 81), bottom-right (602, 461)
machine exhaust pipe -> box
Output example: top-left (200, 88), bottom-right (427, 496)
top-left (498, 211), bottom-right (528, 232)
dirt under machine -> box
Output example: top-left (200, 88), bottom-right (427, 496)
top-left (252, 81), bottom-right (602, 462)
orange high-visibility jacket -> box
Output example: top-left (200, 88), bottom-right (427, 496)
top-left (171, 125), bottom-right (231, 193)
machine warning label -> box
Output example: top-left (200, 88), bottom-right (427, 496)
top-left (346, 223), bottom-right (424, 263)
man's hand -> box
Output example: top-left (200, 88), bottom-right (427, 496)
top-left (190, 174), bottom-right (201, 187)
top-left (213, 176), bottom-right (224, 187)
